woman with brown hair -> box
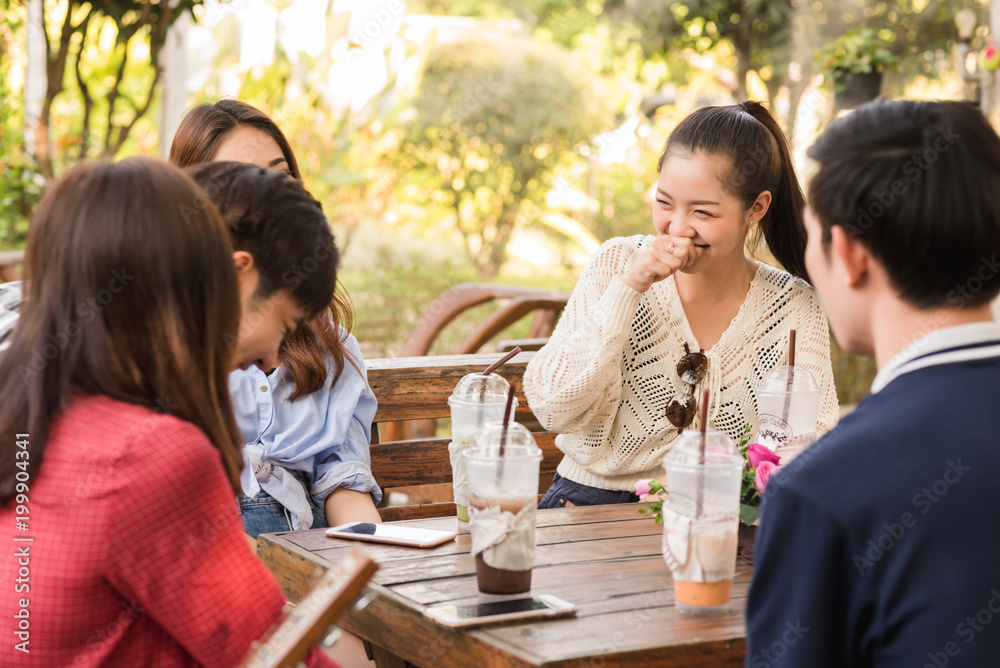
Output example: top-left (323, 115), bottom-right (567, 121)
top-left (171, 100), bottom-right (382, 537)
top-left (0, 158), bottom-right (337, 666)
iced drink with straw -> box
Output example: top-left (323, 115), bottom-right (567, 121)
top-left (661, 391), bottom-right (743, 613)
top-left (466, 420), bottom-right (542, 595)
top-left (447, 348), bottom-right (522, 524)
top-left (754, 330), bottom-right (820, 458)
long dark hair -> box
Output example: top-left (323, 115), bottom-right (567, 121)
top-left (658, 101), bottom-right (808, 281)
top-left (169, 99), bottom-right (302, 179)
top-left (0, 158), bottom-right (244, 502)
top-left (170, 99), bottom-right (358, 398)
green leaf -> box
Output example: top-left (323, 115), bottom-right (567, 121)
top-left (737, 424), bottom-right (752, 448)
top-left (740, 504), bottom-right (761, 527)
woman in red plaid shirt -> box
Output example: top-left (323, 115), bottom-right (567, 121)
top-left (0, 159), bottom-right (339, 667)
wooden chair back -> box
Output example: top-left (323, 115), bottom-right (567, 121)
top-left (385, 284), bottom-right (568, 443)
top-left (0, 250), bottom-right (24, 283)
top-left (366, 351), bottom-right (561, 522)
top-left (240, 546), bottom-right (377, 668)
top-left (400, 283), bottom-right (568, 358)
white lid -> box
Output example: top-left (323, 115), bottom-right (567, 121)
top-left (757, 365), bottom-right (819, 394)
top-left (450, 372), bottom-right (511, 403)
top-left (662, 429), bottom-right (741, 468)
top-left (466, 422), bottom-right (541, 461)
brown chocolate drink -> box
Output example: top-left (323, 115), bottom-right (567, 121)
top-left (469, 495), bottom-right (535, 595)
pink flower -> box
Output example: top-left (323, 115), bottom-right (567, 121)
top-left (755, 461), bottom-right (779, 494)
top-left (635, 479), bottom-right (653, 497)
top-left (747, 443), bottom-right (781, 470)
top-left (985, 40), bottom-right (1000, 71)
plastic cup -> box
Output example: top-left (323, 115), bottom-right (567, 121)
top-left (661, 429), bottom-right (743, 613)
top-left (466, 423), bottom-right (542, 595)
top-left (754, 365), bottom-right (820, 457)
top-left (448, 373), bottom-right (515, 523)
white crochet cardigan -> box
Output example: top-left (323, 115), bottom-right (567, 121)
top-left (524, 235), bottom-right (839, 492)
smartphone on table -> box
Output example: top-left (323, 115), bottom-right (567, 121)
top-left (326, 521), bottom-right (456, 548)
top-left (424, 594), bottom-right (577, 628)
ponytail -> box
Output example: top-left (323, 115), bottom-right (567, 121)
top-left (658, 100), bottom-right (809, 282)
top-left (740, 101), bottom-right (808, 281)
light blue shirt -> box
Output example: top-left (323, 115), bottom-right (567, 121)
top-left (229, 330), bottom-right (381, 530)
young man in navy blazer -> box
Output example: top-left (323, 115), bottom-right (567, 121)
top-left (746, 99), bottom-right (1000, 667)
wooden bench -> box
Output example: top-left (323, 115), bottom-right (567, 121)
top-left (366, 351), bottom-right (561, 522)
top-left (0, 250), bottom-right (24, 283)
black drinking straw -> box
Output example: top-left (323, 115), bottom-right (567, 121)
top-left (484, 346), bottom-right (522, 378)
top-left (496, 384), bottom-right (518, 483)
top-left (781, 330), bottom-right (797, 434)
top-left (500, 384), bottom-right (517, 456)
top-left (696, 388), bottom-right (709, 516)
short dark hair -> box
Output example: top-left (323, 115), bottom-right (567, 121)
top-left (185, 161), bottom-right (359, 398)
top-left (808, 99), bottom-right (1000, 309)
top-left (184, 161), bottom-right (338, 319)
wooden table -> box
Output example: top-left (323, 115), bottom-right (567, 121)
top-left (258, 504), bottom-right (750, 667)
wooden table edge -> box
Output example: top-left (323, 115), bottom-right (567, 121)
top-left (258, 532), bottom-right (551, 667)
top-left (257, 506), bottom-right (750, 668)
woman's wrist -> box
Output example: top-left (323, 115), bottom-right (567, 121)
top-left (622, 266), bottom-right (668, 293)
top-left (621, 268), bottom-right (647, 293)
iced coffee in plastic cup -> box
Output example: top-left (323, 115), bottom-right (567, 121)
top-left (755, 365), bottom-right (820, 459)
top-left (466, 423), bottom-right (542, 595)
top-left (448, 374), bottom-right (516, 524)
top-left (661, 429), bottom-right (743, 613)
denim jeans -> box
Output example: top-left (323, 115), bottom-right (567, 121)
top-left (239, 488), bottom-right (328, 539)
top-left (537, 472), bottom-right (640, 509)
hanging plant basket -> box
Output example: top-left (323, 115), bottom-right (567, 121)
top-left (817, 28), bottom-right (898, 110)
top-left (833, 70), bottom-right (883, 110)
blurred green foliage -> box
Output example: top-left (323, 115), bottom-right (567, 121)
top-left (816, 27), bottom-right (900, 75)
top-left (32, 0), bottom-right (199, 177)
top-left (830, 337), bottom-right (877, 407)
top-left (0, 0), bottom-right (200, 249)
top-left (0, 11), bottom-right (42, 250)
top-left (339, 237), bottom-right (479, 358)
top-left (339, 229), bottom-right (580, 359)
top-left (403, 33), bottom-right (609, 279)
top-left (5, 0), bottom-right (970, 404)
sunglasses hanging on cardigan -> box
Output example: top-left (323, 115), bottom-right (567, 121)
top-left (666, 343), bottom-right (708, 429)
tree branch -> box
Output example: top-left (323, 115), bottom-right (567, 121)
top-left (103, 45), bottom-right (131, 154)
top-left (108, 62), bottom-right (161, 156)
top-left (73, 7), bottom-right (95, 161)
top-left (36, 1), bottom-right (80, 177)
top-left (105, 0), bottom-right (172, 157)
top-left (104, 2), bottom-right (153, 150)
top-left (45, 2), bottom-right (75, 95)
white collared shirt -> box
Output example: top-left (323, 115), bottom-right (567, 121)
top-left (871, 321), bottom-right (1000, 394)
top-left (0, 280), bottom-right (23, 353)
